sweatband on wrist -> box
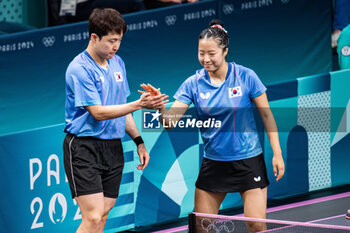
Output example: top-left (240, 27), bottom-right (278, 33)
top-left (133, 136), bottom-right (144, 146)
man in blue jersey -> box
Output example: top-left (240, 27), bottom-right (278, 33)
top-left (63, 8), bottom-right (168, 233)
top-left (142, 19), bottom-right (285, 232)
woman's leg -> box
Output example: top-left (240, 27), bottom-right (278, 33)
top-left (240, 187), bottom-right (267, 233)
top-left (195, 188), bottom-right (227, 213)
top-left (194, 188), bottom-right (227, 233)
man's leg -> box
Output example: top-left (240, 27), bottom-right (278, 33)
top-left (240, 187), bottom-right (267, 233)
top-left (75, 193), bottom-right (105, 233)
top-left (98, 197), bottom-right (117, 233)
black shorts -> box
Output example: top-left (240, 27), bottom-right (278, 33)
top-left (63, 133), bottom-right (124, 198)
top-left (195, 153), bottom-right (269, 193)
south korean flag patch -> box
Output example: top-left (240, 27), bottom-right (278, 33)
top-left (114, 72), bottom-right (123, 82)
top-left (229, 86), bottom-right (242, 98)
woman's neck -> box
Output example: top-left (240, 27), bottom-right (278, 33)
top-left (208, 62), bottom-right (228, 85)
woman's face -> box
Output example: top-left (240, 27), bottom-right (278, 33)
top-left (198, 38), bottom-right (227, 73)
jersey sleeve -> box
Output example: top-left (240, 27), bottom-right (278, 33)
top-left (173, 77), bottom-right (194, 105)
top-left (66, 64), bottom-right (102, 107)
top-left (247, 70), bottom-right (267, 99)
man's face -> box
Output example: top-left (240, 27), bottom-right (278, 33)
top-left (93, 32), bottom-right (123, 60)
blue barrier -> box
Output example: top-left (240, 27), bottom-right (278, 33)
top-left (0, 125), bottom-right (136, 232)
top-left (1, 69), bottom-right (349, 232)
top-left (0, 0), bottom-right (331, 135)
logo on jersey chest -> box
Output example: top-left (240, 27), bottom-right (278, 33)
top-left (200, 92), bottom-right (211, 100)
top-left (114, 72), bottom-right (123, 82)
top-left (99, 76), bottom-right (105, 83)
top-left (228, 86), bottom-right (242, 98)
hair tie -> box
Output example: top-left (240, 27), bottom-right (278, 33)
top-left (210, 24), bottom-right (227, 34)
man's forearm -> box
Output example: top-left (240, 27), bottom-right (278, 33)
top-left (85, 100), bottom-right (142, 121)
top-left (125, 113), bottom-right (141, 139)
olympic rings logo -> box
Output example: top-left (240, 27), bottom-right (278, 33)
top-left (200, 217), bottom-right (235, 233)
top-left (222, 4), bottom-right (234, 15)
top-left (42, 36), bottom-right (56, 47)
top-left (165, 15), bottom-right (177, 26)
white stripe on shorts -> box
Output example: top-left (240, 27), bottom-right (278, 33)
top-left (68, 136), bottom-right (78, 197)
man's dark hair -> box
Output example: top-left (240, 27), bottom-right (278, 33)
top-left (89, 8), bottom-right (127, 38)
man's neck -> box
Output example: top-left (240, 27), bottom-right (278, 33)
top-left (86, 44), bottom-right (108, 68)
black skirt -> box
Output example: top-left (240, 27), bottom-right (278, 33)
top-left (195, 153), bottom-right (269, 193)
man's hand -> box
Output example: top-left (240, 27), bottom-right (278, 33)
top-left (139, 92), bottom-right (168, 109)
top-left (139, 83), bottom-right (168, 109)
top-left (137, 144), bottom-right (150, 170)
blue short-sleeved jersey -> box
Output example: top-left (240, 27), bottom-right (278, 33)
top-left (174, 62), bottom-right (266, 161)
top-left (64, 51), bottom-right (130, 139)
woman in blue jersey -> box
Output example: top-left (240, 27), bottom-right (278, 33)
top-left (142, 19), bottom-right (284, 231)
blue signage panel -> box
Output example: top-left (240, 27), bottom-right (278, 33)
top-left (219, 0), bottom-right (332, 84)
top-left (0, 125), bottom-right (135, 232)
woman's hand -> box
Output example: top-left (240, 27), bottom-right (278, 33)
top-left (272, 154), bottom-right (285, 181)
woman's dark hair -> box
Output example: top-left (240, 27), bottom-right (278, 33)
top-left (89, 8), bottom-right (127, 38)
top-left (199, 19), bottom-right (229, 50)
